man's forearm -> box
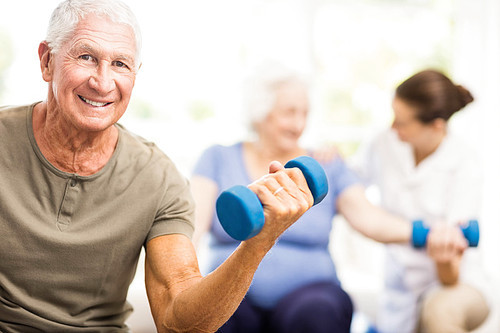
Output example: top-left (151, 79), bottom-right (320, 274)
top-left (150, 163), bottom-right (313, 332)
top-left (152, 239), bottom-right (271, 333)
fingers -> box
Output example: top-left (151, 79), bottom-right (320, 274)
top-left (249, 168), bottom-right (313, 208)
top-left (268, 160), bottom-right (284, 174)
top-left (246, 162), bottom-right (315, 241)
top-left (251, 161), bottom-right (314, 208)
top-left (427, 224), bottom-right (467, 264)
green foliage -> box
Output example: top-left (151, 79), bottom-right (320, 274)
top-left (128, 98), bottom-right (156, 119)
top-left (188, 100), bottom-right (214, 122)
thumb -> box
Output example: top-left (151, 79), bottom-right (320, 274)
top-left (269, 160), bottom-right (284, 174)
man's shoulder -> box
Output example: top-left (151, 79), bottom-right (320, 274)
top-left (0, 104), bottom-right (34, 138)
top-left (0, 104), bottom-right (31, 119)
top-left (114, 124), bottom-right (180, 175)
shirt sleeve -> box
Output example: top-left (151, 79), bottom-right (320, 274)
top-left (146, 157), bottom-right (196, 244)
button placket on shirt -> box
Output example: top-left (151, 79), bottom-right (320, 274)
top-left (57, 177), bottom-right (80, 231)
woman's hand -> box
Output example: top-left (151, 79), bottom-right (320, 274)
top-left (426, 223), bottom-right (467, 263)
top-left (426, 223), bottom-right (468, 285)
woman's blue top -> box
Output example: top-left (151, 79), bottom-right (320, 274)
top-left (192, 143), bottom-right (359, 309)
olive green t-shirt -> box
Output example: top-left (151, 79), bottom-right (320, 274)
top-left (0, 103), bottom-right (195, 332)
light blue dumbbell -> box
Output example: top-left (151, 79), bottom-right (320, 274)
top-left (215, 156), bottom-right (329, 241)
top-left (412, 219), bottom-right (480, 248)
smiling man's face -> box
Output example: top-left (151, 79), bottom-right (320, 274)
top-left (44, 13), bottom-right (137, 133)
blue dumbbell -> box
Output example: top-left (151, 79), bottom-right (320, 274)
top-left (215, 156), bottom-right (329, 241)
top-left (412, 219), bottom-right (480, 248)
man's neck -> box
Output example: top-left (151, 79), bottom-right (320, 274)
top-left (32, 102), bottom-right (119, 176)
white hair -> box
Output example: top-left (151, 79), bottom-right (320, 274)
top-left (243, 61), bottom-right (308, 133)
top-left (45, 0), bottom-right (142, 68)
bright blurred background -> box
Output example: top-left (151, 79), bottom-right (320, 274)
top-left (1, 0), bottom-right (499, 331)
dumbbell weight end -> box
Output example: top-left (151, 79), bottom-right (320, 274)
top-left (461, 219), bottom-right (480, 247)
top-left (412, 220), bottom-right (429, 248)
top-left (215, 185), bottom-right (265, 241)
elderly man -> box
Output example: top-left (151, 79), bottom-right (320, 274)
top-left (0, 0), bottom-right (315, 332)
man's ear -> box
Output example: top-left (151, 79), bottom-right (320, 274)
top-left (38, 41), bottom-right (53, 82)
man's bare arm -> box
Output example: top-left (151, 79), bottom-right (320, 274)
top-left (146, 163), bottom-right (313, 333)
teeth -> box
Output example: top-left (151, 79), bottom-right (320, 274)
top-left (81, 96), bottom-right (107, 107)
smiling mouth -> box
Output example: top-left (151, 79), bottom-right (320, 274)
top-left (79, 95), bottom-right (112, 107)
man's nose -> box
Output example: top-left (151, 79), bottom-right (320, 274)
top-left (88, 63), bottom-right (116, 94)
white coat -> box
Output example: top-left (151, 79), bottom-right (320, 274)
top-left (352, 129), bottom-right (490, 333)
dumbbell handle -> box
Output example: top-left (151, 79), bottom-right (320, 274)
top-left (215, 156), bottom-right (329, 241)
top-left (412, 220), bottom-right (480, 248)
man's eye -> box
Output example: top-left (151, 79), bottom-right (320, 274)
top-left (114, 61), bottom-right (129, 69)
top-left (79, 54), bottom-right (93, 61)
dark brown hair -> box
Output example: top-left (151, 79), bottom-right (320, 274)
top-left (395, 70), bottom-right (474, 123)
